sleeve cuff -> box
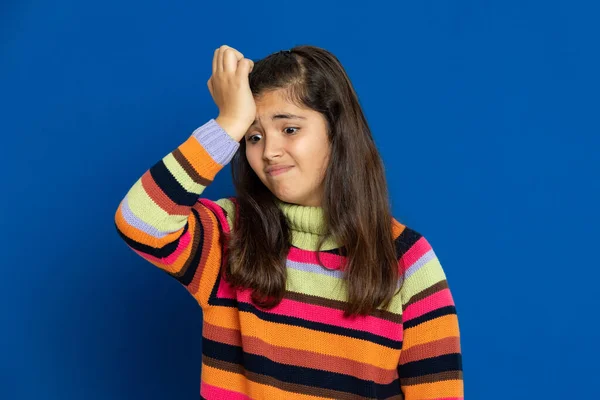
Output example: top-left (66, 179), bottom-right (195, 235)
top-left (192, 118), bottom-right (241, 165)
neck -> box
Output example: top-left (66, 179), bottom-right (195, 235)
top-left (275, 198), bottom-right (340, 250)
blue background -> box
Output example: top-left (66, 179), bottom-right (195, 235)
top-left (1, 0), bottom-right (598, 398)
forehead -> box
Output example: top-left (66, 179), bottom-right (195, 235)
top-left (255, 89), bottom-right (302, 110)
top-left (252, 89), bottom-right (312, 125)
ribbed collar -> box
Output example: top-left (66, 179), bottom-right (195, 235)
top-left (275, 199), bottom-right (340, 250)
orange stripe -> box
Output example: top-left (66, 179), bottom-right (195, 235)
top-left (179, 135), bottom-right (223, 180)
top-left (201, 364), bottom-right (341, 400)
top-left (140, 170), bottom-right (190, 216)
top-left (399, 336), bottom-right (461, 364)
top-left (401, 378), bottom-right (463, 398)
top-left (189, 204), bottom-right (224, 307)
top-left (203, 306), bottom-right (242, 330)
top-left (202, 322), bottom-right (398, 384)
top-left (204, 309), bottom-right (396, 367)
top-left (402, 314), bottom-right (460, 348)
top-left (201, 364), bottom-right (249, 395)
top-left (391, 218), bottom-right (406, 239)
top-left (233, 311), bottom-right (399, 369)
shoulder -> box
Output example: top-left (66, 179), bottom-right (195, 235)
top-left (391, 217), bottom-right (448, 284)
top-left (390, 217), bottom-right (431, 262)
top-left (196, 196), bottom-right (238, 233)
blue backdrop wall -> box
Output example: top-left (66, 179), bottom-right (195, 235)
top-left (1, 1), bottom-right (598, 398)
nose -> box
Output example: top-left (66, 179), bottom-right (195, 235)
top-left (262, 133), bottom-right (284, 160)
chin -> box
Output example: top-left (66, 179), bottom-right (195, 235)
top-left (274, 192), bottom-right (299, 204)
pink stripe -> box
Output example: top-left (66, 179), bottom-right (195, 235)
top-left (287, 247), bottom-right (346, 270)
top-left (216, 272), bottom-right (237, 298)
top-left (200, 382), bottom-right (251, 400)
top-left (234, 289), bottom-right (402, 340)
top-left (198, 198), bottom-right (237, 297)
top-left (214, 248), bottom-right (346, 299)
top-left (400, 236), bottom-right (432, 274)
top-left (131, 230), bottom-right (191, 266)
top-left (198, 198), bottom-right (232, 234)
top-left (402, 288), bottom-right (455, 322)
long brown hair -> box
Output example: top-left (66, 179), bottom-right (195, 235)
top-left (225, 45), bottom-right (403, 317)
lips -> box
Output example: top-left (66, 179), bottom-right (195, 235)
top-left (267, 166), bottom-right (293, 176)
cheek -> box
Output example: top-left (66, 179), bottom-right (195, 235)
top-left (246, 147), bottom-right (263, 175)
top-left (245, 146), bottom-right (256, 165)
top-left (307, 144), bottom-right (329, 170)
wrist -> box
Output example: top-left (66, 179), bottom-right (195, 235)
top-left (215, 116), bottom-right (251, 142)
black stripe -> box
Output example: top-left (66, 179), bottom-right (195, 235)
top-left (115, 206), bottom-right (206, 287)
top-left (166, 207), bottom-right (204, 286)
top-left (207, 282), bottom-right (401, 349)
top-left (398, 353), bottom-right (463, 378)
top-left (241, 302), bottom-right (402, 348)
top-left (290, 244), bottom-right (346, 256)
top-left (150, 159), bottom-right (199, 206)
top-left (207, 258), bottom-right (225, 307)
top-left (115, 220), bottom-right (188, 259)
top-left (394, 227), bottom-right (422, 260)
top-left (202, 338), bottom-right (403, 398)
top-left (203, 202), bottom-right (228, 302)
top-left (403, 305), bottom-right (457, 330)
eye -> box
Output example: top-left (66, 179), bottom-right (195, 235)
top-left (246, 134), bottom-right (260, 144)
top-left (284, 127), bottom-right (300, 135)
top-left (246, 127), bottom-right (300, 144)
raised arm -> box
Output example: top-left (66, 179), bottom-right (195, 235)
top-left (114, 118), bottom-right (239, 307)
top-left (114, 44), bottom-right (256, 308)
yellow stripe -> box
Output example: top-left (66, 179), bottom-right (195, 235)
top-left (126, 179), bottom-right (188, 233)
top-left (115, 200), bottom-right (197, 276)
top-left (286, 266), bottom-right (404, 313)
top-left (401, 256), bottom-right (447, 305)
top-left (285, 267), bottom-right (347, 301)
top-left (163, 152), bottom-right (206, 193)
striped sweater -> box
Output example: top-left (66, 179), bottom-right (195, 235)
top-left (114, 118), bottom-right (464, 399)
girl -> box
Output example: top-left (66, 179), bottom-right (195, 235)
top-left (115, 44), bottom-right (464, 399)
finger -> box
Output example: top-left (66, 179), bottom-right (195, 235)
top-left (217, 45), bottom-right (235, 73)
top-left (236, 58), bottom-right (254, 78)
top-left (217, 46), bottom-right (224, 73)
top-left (207, 78), bottom-right (213, 97)
top-left (220, 44), bottom-right (243, 59)
top-left (212, 48), bottom-right (218, 75)
top-left (229, 47), bottom-right (244, 61)
top-left (223, 49), bottom-right (238, 73)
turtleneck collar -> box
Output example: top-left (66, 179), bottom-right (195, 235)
top-left (274, 198), bottom-right (341, 251)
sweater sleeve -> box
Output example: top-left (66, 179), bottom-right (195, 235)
top-left (398, 234), bottom-right (464, 399)
top-left (113, 118), bottom-right (240, 309)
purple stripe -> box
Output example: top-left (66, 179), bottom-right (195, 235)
top-left (192, 119), bottom-right (240, 165)
top-left (121, 194), bottom-right (171, 238)
top-left (288, 258), bottom-right (406, 290)
top-left (404, 249), bottom-right (436, 279)
top-left (286, 259), bottom-right (345, 279)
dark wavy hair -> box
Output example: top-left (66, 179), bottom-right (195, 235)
top-left (224, 45), bottom-right (403, 317)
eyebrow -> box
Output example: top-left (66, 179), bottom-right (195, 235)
top-left (251, 113), bottom-right (307, 126)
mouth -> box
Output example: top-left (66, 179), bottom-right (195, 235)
top-left (267, 166), bottom-right (293, 176)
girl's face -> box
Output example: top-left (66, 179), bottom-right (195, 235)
top-left (245, 89), bottom-right (331, 207)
